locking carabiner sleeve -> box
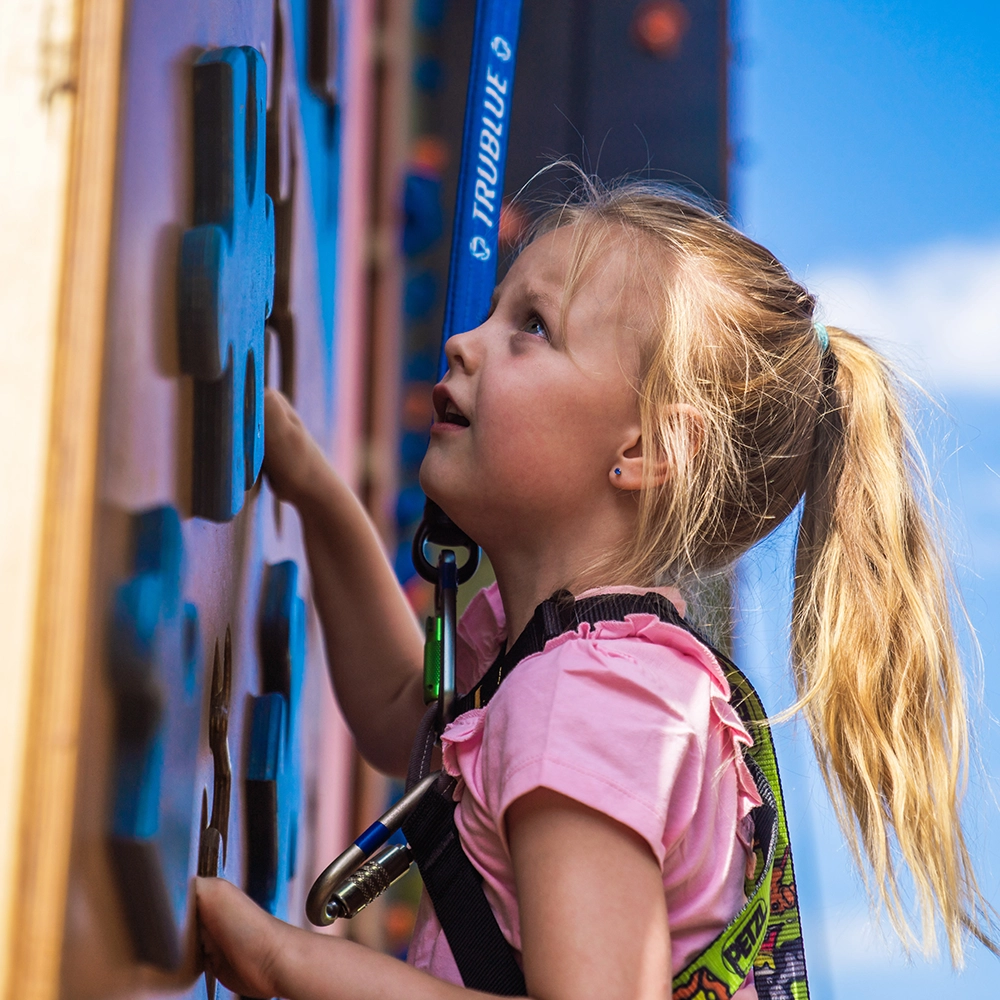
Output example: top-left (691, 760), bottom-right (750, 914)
top-left (305, 770), bottom-right (439, 926)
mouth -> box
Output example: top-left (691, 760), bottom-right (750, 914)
top-left (432, 385), bottom-right (471, 428)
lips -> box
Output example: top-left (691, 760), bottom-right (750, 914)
top-left (432, 384), bottom-right (470, 427)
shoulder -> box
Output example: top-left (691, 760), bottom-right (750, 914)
top-left (495, 611), bottom-right (734, 728)
top-left (455, 583), bottom-right (506, 691)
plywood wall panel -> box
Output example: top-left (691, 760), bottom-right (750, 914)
top-left (56, 0), bottom-right (371, 995)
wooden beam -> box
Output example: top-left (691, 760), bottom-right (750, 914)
top-left (1, 0), bottom-right (125, 993)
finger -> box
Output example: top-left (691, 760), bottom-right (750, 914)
top-left (264, 385), bottom-right (290, 409)
top-left (264, 390), bottom-right (287, 433)
top-left (264, 388), bottom-right (295, 432)
top-left (195, 878), bottom-right (284, 997)
top-left (195, 876), bottom-right (245, 938)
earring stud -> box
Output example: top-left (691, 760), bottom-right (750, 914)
top-left (614, 468), bottom-right (622, 476)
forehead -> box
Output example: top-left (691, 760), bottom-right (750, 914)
top-left (506, 224), bottom-right (650, 327)
top-left (511, 223), bottom-right (616, 287)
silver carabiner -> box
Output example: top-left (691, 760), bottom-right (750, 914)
top-left (316, 842), bottom-right (414, 922)
top-left (437, 550), bottom-right (458, 728)
top-left (305, 771), bottom-right (438, 926)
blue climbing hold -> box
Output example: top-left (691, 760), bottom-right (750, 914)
top-left (246, 561), bottom-right (306, 918)
top-left (404, 270), bottom-right (439, 321)
top-left (107, 506), bottom-right (203, 970)
top-left (178, 46), bottom-right (275, 522)
top-left (245, 692), bottom-right (288, 911)
top-left (403, 173), bottom-right (444, 257)
top-left (415, 0), bottom-right (448, 29)
top-left (414, 56), bottom-right (445, 92)
top-left (396, 484), bottom-right (427, 529)
top-left (406, 351), bottom-right (438, 383)
top-left (400, 429), bottom-right (430, 469)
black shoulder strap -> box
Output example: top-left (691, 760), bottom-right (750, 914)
top-left (402, 771), bottom-right (528, 994)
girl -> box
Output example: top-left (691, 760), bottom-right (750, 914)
top-left (197, 182), bottom-right (994, 999)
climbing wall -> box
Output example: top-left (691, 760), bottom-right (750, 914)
top-left (58, 0), bottom-right (372, 995)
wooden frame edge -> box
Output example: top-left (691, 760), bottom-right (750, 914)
top-left (9, 0), bottom-right (126, 994)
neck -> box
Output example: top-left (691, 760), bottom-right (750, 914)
top-left (485, 504), bottom-right (636, 649)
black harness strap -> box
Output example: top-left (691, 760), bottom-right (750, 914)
top-left (451, 590), bottom-right (687, 718)
top-left (404, 771), bottom-right (528, 995)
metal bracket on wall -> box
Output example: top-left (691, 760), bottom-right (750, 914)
top-left (198, 629), bottom-right (233, 877)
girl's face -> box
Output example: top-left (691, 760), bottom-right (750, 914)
top-left (419, 224), bottom-right (647, 548)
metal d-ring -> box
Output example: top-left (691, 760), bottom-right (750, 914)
top-left (411, 500), bottom-right (480, 585)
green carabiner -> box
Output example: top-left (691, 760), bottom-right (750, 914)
top-left (423, 615), bottom-right (443, 703)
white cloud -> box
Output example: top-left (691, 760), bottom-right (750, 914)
top-left (815, 905), bottom-right (907, 971)
top-left (808, 242), bottom-right (1000, 391)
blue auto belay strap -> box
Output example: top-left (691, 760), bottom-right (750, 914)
top-left (439, 0), bottom-right (522, 376)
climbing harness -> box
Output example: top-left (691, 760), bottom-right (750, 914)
top-left (412, 591), bottom-right (812, 1000)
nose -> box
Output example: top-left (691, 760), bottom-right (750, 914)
top-left (442, 323), bottom-right (483, 375)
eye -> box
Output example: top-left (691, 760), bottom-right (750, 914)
top-left (523, 315), bottom-right (549, 340)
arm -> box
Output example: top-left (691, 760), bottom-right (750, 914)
top-left (508, 789), bottom-right (671, 1000)
top-left (264, 389), bottom-right (425, 774)
top-left (197, 788), bottom-right (671, 1000)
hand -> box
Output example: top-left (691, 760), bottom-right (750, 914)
top-left (263, 388), bottom-right (327, 506)
top-left (196, 877), bottom-right (291, 999)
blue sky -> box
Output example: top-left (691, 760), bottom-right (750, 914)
top-left (732, 0), bottom-right (1000, 271)
top-left (730, 1), bottom-right (1000, 996)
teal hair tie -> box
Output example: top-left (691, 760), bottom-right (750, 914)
top-left (814, 322), bottom-right (829, 352)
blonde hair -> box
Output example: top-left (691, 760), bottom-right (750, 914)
top-left (522, 177), bottom-right (995, 963)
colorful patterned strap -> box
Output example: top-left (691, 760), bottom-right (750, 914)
top-left (716, 659), bottom-right (811, 1000)
top-left (670, 753), bottom-right (778, 999)
top-left (671, 654), bottom-right (810, 1000)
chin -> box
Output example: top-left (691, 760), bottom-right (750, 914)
top-left (418, 462), bottom-right (469, 529)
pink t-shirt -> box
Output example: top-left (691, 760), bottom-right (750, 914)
top-left (407, 584), bottom-right (761, 993)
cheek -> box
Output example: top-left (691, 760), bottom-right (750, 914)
top-left (421, 364), bottom-right (633, 525)
top-left (476, 379), bottom-right (611, 490)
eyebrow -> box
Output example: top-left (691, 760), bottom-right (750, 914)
top-left (493, 278), bottom-right (559, 314)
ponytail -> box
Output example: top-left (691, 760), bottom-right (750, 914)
top-left (792, 327), bottom-right (994, 963)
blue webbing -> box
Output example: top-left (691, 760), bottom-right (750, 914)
top-left (438, 0), bottom-right (523, 378)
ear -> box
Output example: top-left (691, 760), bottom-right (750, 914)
top-left (609, 404), bottom-right (704, 492)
